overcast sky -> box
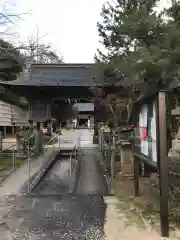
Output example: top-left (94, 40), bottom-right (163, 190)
top-left (0, 0), bottom-right (171, 63)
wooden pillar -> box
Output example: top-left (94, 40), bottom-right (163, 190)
top-left (156, 91), bottom-right (169, 237)
top-left (40, 122), bottom-right (44, 131)
top-left (16, 127), bottom-right (21, 151)
top-left (133, 155), bottom-right (140, 197)
top-left (46, 104), bottom-right (51, 119)
top-left (93, 123), bottom-right (98, 144)
top-left (35, 122), bottom-right (42, 155)
top-left (120, 142), bottom-right (134, 178)
top-left (28, 102), bottom-right (32, 121)
top-left (99, 129), bottom-right (103, 152)
top-left (28, 102), bottom-right (33, 135)
top-left (28, 120), bottom-right (33, 128)
top-left (12, 124), bottom-right (15, 136)
top-left (3, 126), bottom-right (7, 138)
top-left (47, 120), bottom-right (53, 136)
top-left (93, 104), bottom-right (99, 144)
top-left (111, 132), bottom-right (116, 178)
top-left (0, 131), bottom-right (2, 151)
top-left (28, 120), bottom-right (34, 135)
top-left (37, 122), bottom-right (40, 131)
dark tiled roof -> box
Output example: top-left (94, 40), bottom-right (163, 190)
top-left (0, 63), bottom-right (105, 87)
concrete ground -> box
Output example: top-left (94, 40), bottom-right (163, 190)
top-left (0, 129), bottom-right (166, 239)
top-left (2, 129), bottom-right (95, 151)
top-left (32, 155), bottom-right (72, 194)
top-left (77, 148), bottom-right (108, 195)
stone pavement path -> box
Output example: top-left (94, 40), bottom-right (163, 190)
top-left (77, 148), bottom-right (108, 195)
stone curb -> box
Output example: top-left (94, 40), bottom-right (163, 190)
top-left (98, 148), bottom-right (112, 194)
top-left (0, 163), bottom-right (27, 188)
top-left (0, 154), bottom-right (41, 189)
top-left (28, 150), bottom-right (59, 193)
top-left (71, 156), bottom-right (81, 193)
top-left (20, 150), bottom-right (59, 193)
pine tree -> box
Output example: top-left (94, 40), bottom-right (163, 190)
top-left (0, 38), bottom-right (23, 81)
top-left (95, 0), bottom-right (180, 122)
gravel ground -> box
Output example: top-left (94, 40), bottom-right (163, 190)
top-left (0, 195), bottom-right (106, 239)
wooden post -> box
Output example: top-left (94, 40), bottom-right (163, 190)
top-left (104, 146), bottom-right (108, 173)
top-left (35, 122), bottom-right (43, 155)
top-left (132, 125), bottom-right (140, 196)
top-left (46, 104), bottom-right (51, 119)
top-left (156, 91), bottom-right (169, 237)
top-left (4, 126), bottom-right (6, 138)
top-left (134, 155), bottom-right (140, 196)
top-left (28, 120), bottom-right (33, 134)
top-left (93, 104), bottom-right (99, 144)
top-left (121, 142), bottom-right (134, 178)
top-left (12, 124), bottom-right (15, 136)
top-left (111, 132), bottom-right (116, 179)
top-left (40, 122), bottom-right (44, 131)
top-left (28, 103), bottom-right (32, 121)
top-left (0, 131), bottom-right (2, 151)
top-left (100, 129), bottom-right (104, 152)
top-left (47, 120), bottom-right (52, 136)
top-left (16, 134), bottom-right (21, 151)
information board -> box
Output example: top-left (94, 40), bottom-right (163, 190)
top-left (136, 101), bottom-right (157, 162)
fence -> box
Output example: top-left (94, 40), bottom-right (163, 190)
top-left (99, 129), bottom-right (122, 192)
top-left (69, 145), bottom-right (81, 192)
top-left (98, 123), bottom-right (180, 238)
top-left (0, 134), bottom-right (37, 186)
top-left (0, 131), bottom-right (61, 191)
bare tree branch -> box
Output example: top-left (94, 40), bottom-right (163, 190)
top-left (90, 81), bottom-right (140, 127)
top-left (19, 37), bottom-right (63, 64)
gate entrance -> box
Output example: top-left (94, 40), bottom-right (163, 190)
top-left (0, 63), bottom-right (116, 143)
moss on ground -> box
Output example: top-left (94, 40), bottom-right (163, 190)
top-left (0, 155), bottom-right (25, 171)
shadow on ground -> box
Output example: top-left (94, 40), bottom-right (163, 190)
top-left (1, 194), bottom-right (107, 239)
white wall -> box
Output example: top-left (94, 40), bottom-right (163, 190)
top-left (0, 100), bottom-right (29, 126)
top-left (12, 105), bottom-right (29, 126)
top-left (0, 101), bottom-right (11, 126)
